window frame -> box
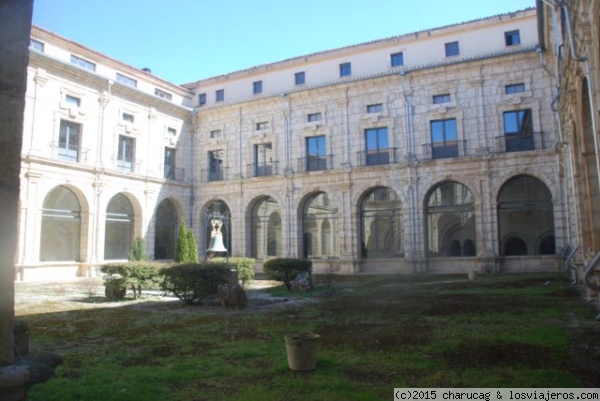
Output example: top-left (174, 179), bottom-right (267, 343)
top-left (70, 54), bottom-right (96, 71)
top-left (505, 83), bottom-right (525, 94)
top-left (116, 73), bottom-right (137, 88)
top-left (504, 30), bottom-right (521, 47)
top-left (30, 39), bottom-right (44, 52)
top-left (433, 94), bottom-right (451, 104)
top-left (307, 113), bottom-right (322, 122)
top-left (198, 93), bottom-right (207, 106)
top-left (390, 52), bottom-right (404, 67)
top-left (364, 127), bottom-right (390, 165)
top-left (444, 41), bottom-right (460, 57)
top-left (295, 71), bottom-right (306, 86)
top-left (216, 89), bottom-right (225, 102)
top-left (367, 104), bottom-right (383, 114)
top-left (253, 80), bottom-right (263, 95)
top-left (339, 62), bottom-right (352, 77)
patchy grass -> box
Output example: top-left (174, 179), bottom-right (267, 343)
top-left (19, 272), bottom-right (600, 400)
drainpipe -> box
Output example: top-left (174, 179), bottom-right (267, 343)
top-left (190, 107), bottom-right (197, 229)
top-left (280, 93), bottom-right (292, 256)
top-left (92, 79), bottom-right (111, 268)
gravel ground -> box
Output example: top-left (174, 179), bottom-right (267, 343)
top-left (14, 277), bottom-right (314, 316)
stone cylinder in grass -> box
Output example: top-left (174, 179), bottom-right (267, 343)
top-left (284, 332), bottom-right (320, 371)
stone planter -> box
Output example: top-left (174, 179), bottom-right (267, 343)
top-left (284, 332), bottom-right (320, 371)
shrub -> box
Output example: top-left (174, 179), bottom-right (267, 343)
top-left (175, 219), bottom-right (189, 263)
top-left (186, 228), bottom-right (199, 263)
top-left (128, 236), bottom-right (148, 261)
top-left (160, 262), bottom-right (233, 305)
top-left (212, 257), bottom-right (255, 287)
top-left (100, 261), bottom-right (164, 300)
top-left (263, 258), bottom-right (312, 291)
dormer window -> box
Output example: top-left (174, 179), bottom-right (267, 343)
top-left (122, 113), bottom-right (134, 123)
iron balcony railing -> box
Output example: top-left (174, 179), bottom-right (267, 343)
top-left (422, 140), bottom-right (466, 160)
top-left (201, 167), bottom-right (229, 182)
top-left (49, 142), bottom-right (89, 163)
top-left (297, 154), bottom-right (333, 172)
top-left (114, 155), bottom-right (141, 173)
top-left (247, 161), bottom-right (279, 177)
top-left (163, 165), bottom-right (185, 182)
top-left (357, 147), bottom-right (398, 166)
top-left (495, 132), bottom-right (546, 153)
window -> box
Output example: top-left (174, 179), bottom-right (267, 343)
top-left (164, 147), bottom-right (176, 180)
top-left (503, 109), bottom-right (534, 152)
top-left (58, 120), bottom-right (81, 162)
top-left (117, 135), bottom-right (135, 172)
top-left (433, 94), bottom-right (451, 104)
top-left (430, 118), bottom-right (458, 159)
top-left (426, 182), bottom-right (475, 257)
top-left (307, 113), bottom-right (322, 122)
top-left (155, 88), bottom-right (172, 101)
top-left (339, 62), bottom-right (351, 77)
top-left (254, 143), bottom-right (273, 177)
top-left (154, 199), bottom-right (178, 260)
top-left (210, 130), bottom-right (221, 138)
top-left (209, 150), bottom-right (224, 181)
top-left (295, 71), bottom-right (305, 86)
top-left (361, 187), bottom-right (403, 258)
top-left (505, 83), bottom-right (525, 94)
top-left (167, 127), bottom-right (177, 136)
top-left (40, 186), bottom-right (81, 262)
top-left (391, 52), bottom-right (404, 67)
top-left (65, 95), bottom-right (81, 107)
top-left (104, 193), bottom-right (134, 260)
top-left (367, 104), bottom-right (383, 113)
top-left (216, 89), bottom-right (224, 102)
top-left (116, 73), bottom-right (137, 87)
top-left (505, 30), bottom-right (521, 46)
top-left (122, 113), bottom-right (134, 123)
top-left (198, 93), bottom-right (207, 106)
top-left (253, 81), bottom-right (263, 94)
top-left (256, 121), bottom-right (268, 130)
top-left (30, 39), bottom-right (44, 52)
top-left (306, 135), bottom-right (327, 171)
top-left (445, 41), bottom-right (460, 57)
top-left (365, 127), bottom-right (390, 165)
top-left (70, 55), bottom-right (95, 71)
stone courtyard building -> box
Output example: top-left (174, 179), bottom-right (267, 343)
top-left (18, 4), bottom-right (593, 279)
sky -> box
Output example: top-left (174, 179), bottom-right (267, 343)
top-left (32, 0), bottom-right (536, 85)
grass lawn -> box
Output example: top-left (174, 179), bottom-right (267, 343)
top-left (18, 272), bottom-right (600, 400)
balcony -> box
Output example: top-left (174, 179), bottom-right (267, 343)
top-left (49, 142), bottom-right (89, 163)
top-left (201, 167), bottom-right (229, 183)
top-left (297, 155), bottom-right (333, 172)
top-left (247, 161), bottom-right (279, 178)
top-left (114, 156), bottom-right (141, 173)
top-left (357, 148), bottom-right (397, 166)
top-left (495, 132), bottom-right (546, 153)
top-left (164, 165), bottom-right (185, 181)
top-left (422, 140), bottom-right (466, 160)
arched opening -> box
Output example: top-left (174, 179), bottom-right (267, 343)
top-left (302, 192), bottom-right (338, 258)
top-left (154, 199), bottom-right (178, 260)
top-left (104, 193), bottom-right (134, 260)
top-left (250, 196), bottom-right (282, 259)
top-left (360, 187), bottom-right (403, 258)
top-left (503, 236), bottom-right (528, 256)
top-left (497, 175), bottom-right (555, 256)
top-left (40, 186), bottom-right (81, 261)
top-left (425, 181), bottom-right (475, 257)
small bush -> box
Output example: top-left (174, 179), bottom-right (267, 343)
top-left (100, 261), bottom-right (164, 300)
top-left (212, 257), bottom-right (255, 287)
top-left (160, 262), bottom-right (233, 305)
top-left (263, 258), bottom-right (312, 291)
top-left (129, 237), bottom-right (148, 261)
